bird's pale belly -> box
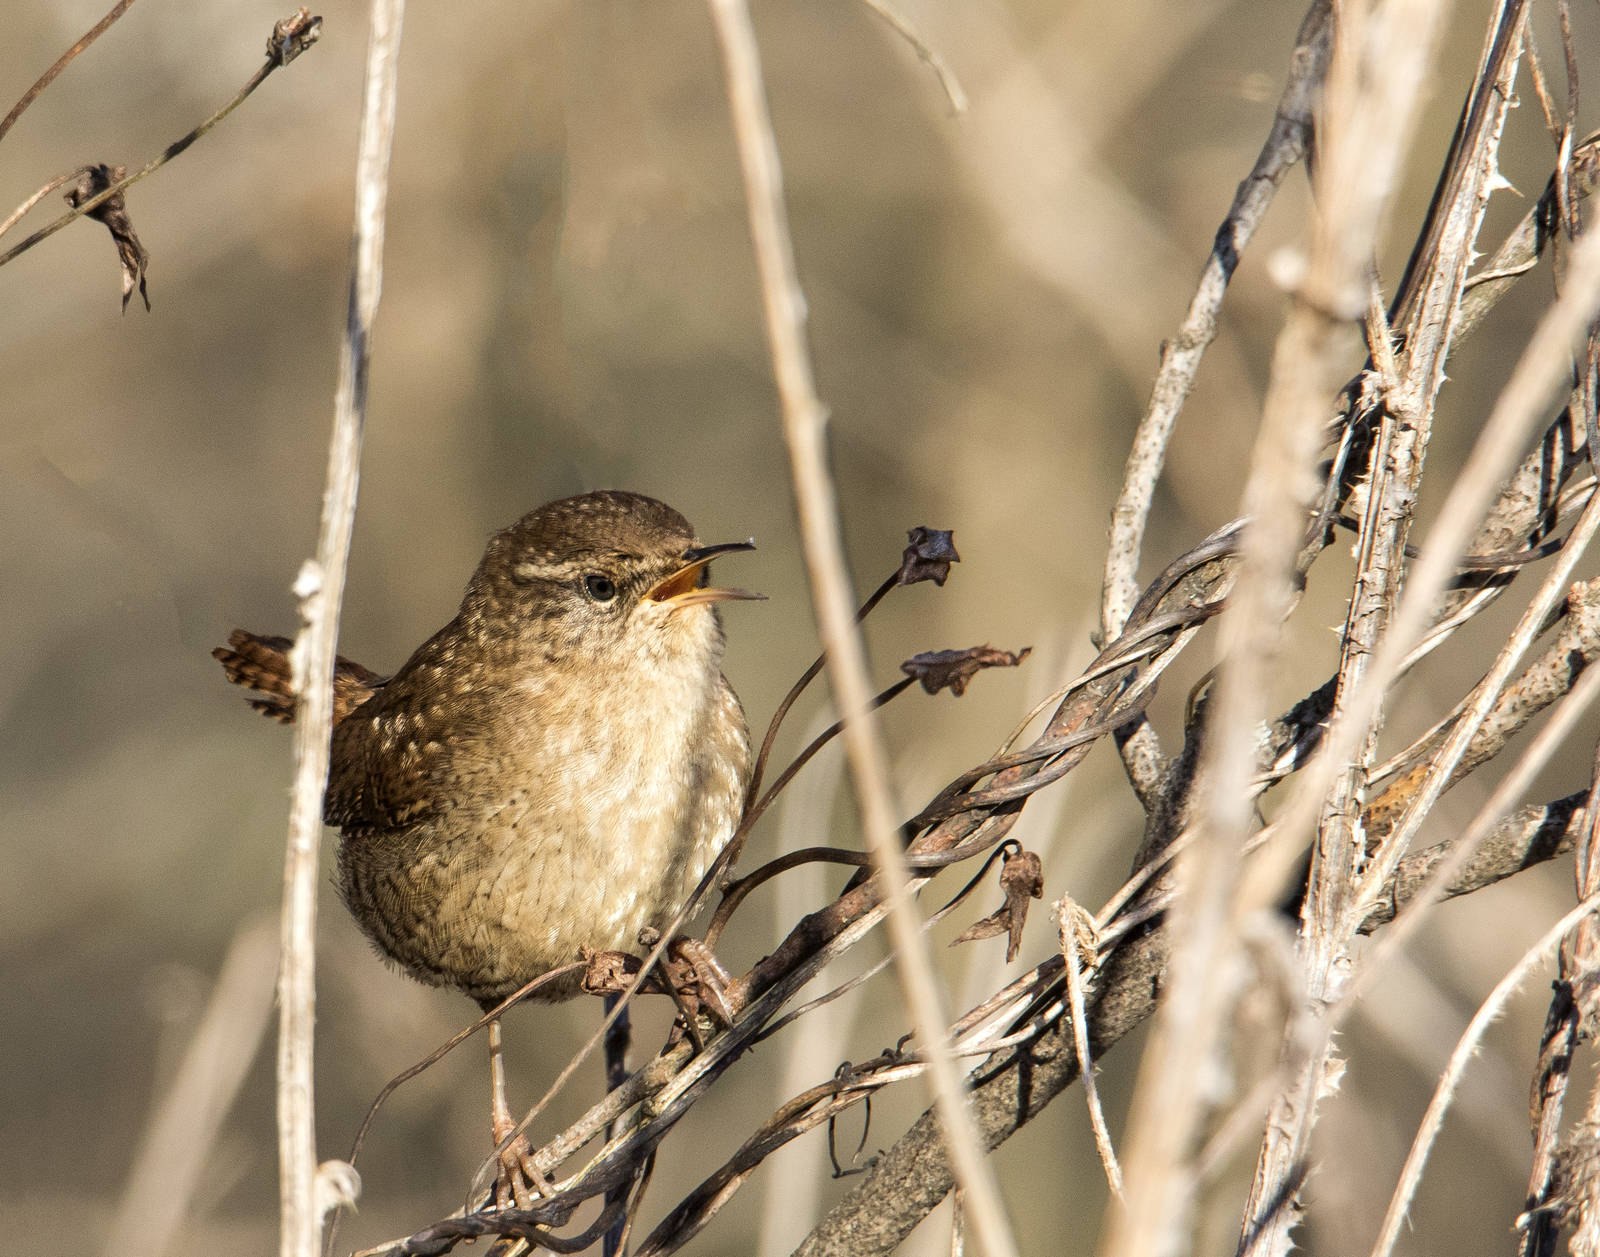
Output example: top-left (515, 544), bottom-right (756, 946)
top-left (337, 755), bottom-right (742, 1005)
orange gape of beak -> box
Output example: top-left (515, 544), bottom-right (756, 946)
top-left (643, 540), bottom-right (765, 611)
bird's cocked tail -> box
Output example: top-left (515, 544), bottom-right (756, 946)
top-left (212, 629), bottom-right (385, 725)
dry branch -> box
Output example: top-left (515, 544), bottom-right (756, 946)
top-left (795, 792), bottom-right (1593, 1257)
top-left (275, 4), bottom-right (1600, 1255)
top-left (0, 8), bottom-right (323, 290)
top-left (1241, 6), bottom-right (1531, 1244)
top-left (705, 1), bottom-right (1017, 1253)
top-left (1100, 0), bottom-right (1331, 809)
top-left (0, 0), bottom-right (138, 147)
top-left (279, 4), bottom-right (401, 1256)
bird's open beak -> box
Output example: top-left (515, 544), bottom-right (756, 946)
top-left (643, 540), bottom-right (765, 610)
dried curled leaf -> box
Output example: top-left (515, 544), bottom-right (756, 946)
top-left (897, 527), bottom-right (960, 586)
top-left (580, 948), bottom-right (644, 997)
top-left (268, 8), bottom-right (323, 66)
top-left (580, 942), bottom-right (736, 1026)
top-left (901, 644), bottom-right (1031, 696)
top-left (951, 848), bottom-right (1043, 962)
top-left (65, 164), bottom-right (149, 312)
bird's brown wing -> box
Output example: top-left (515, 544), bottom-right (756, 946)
top-left (323, 704), bottom-right (448, 834)
top-left (212, 629), bottom-right (387, 725)
top-left (321, 629), bottom-right (487, 835)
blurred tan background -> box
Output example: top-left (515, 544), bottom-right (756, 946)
top-left (2, 1), bottom-right (1596, 1253)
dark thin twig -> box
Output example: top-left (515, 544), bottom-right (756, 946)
top-left (913, 705), bottom-right (1150, 824)
top-left (744, 571), bottom-right (899, 809)
top-left (377, 1198), bottom-right (629, 1257)
top-left (709, 804), bottom-right (1018, 952)
top-left (1330, 509), bottom-right (1585, 572)
top-left (0, 10), bottom-right (321, 272)
top-left (615, 1152), bottom-right (656, 1257)
top-left (748, 677), bottom-right (913, 831)
top-left (0, 169), bottom-right (89, 242)
top-left (751, 836), bottom-right (1021, 1044)
top-left (344, 964), bottom-right (587, 1173)
top-left (0, 0), bottom-right (138, 147)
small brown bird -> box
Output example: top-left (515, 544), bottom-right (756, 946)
top-left (215, 490), bottom-right (759, 1207)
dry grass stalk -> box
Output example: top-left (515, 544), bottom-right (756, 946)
top-left (703, 2), bottom-right (1018, 1255)
top-left (102, 919), bottom-right (278, 1257)
top-left (1371, 890), bottom-right (1600, 1257)
top-left (1109, 2), bottom-right (1450, 1253)
top-left (279, 3), bottom-right (404, 1255)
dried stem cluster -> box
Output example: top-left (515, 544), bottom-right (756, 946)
top-left (21, 0), bottom-right (1600, 1254)
top-left (349, 2), bottom-right (1600, 1249)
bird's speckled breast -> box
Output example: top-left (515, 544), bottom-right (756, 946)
top-left (336, 620), bottom-right (750, 1006)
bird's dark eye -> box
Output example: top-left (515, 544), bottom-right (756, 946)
top-left (583, 573), bottom-right (618, 603)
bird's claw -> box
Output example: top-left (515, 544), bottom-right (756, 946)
top-left (579, 938), bottom-right (739, 1047)
top-left (490, 1117), bottom-right (548, 1212)
top-left (662, 927), bottom-right (736, 1036)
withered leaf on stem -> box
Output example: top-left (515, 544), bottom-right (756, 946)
top-left (951, 848), bottom-right (1044, 962)
top-left (64, 163), bottom-right (148, 312)
top-left (897, 526), bottom-right (960, 586)
top-left (579, 944), bottom-right (735, 1026)
top-left (268, 7), bottom-right (323, 66)
top-left (580, 948), bottom-right (645, 998)
top-left (901, 644), bottom-right (1031, 696)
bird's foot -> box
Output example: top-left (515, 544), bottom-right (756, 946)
top-left (490, 1114), bottom-right (549, 1212)
top-left (579, 938), bottom-right (739, 1048)
top-left (664, 937), bottom-right (736, 1029)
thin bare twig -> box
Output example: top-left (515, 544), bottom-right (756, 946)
top-left (1098, 0), bottom-right (1331, 810)
top-left (1520, 749), bottom-right (1600, 1256)
top-left (704, 3), bottom-right (1017, 1254)
top-left (1241, 7), bottom-right (1530, 1246)
top-left (1338, 662), bottom-right (1600, 1042)
top-left (1238, 195), bottom-right (1600, 920)
top-left (1111, 2), bottom-right (1450, 1251)
top-left (796, 782), bottom-right (1589, 1257)
top-left (1367, 574), bottom-right (1600, 820)
top-left (0, 169), bottom-right (87, 242)
top-left (1369, 894), bottom-right (1600, 1257)
top-left (278, 4), bottom-right (402, 1256)
top-left (743, 571), bottom-right (897, 812)
top-left (1521, 334), bottom-right (1600, 1257)
top-left (1353, 437), bottom-right (1600, 935)
top-left (335, 961), bottom-right (587, 1226)
top-left (102, 919), bottom-right (278, 1257)
top-left (0, 0), bottom-right (137, 147)
top-left (0, 9), bottom-right (322, 273)
top-left (855, 0), bottom-right (967, 113)
top-left (1100, 0), bottom-right (1330, 641)
top-left (1200, 661), bottom-right (1600, 1223)
top-left (1058, 899), bottom-right (1123, 1200)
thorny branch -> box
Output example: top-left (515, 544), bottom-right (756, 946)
top-left (1241, 4), bottom-right (1532, 1248)
top-left (797, 13), bottom-right (1600, 1257)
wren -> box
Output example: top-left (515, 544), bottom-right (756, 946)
top-left (214, 489), bottom-right (760, 1208)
